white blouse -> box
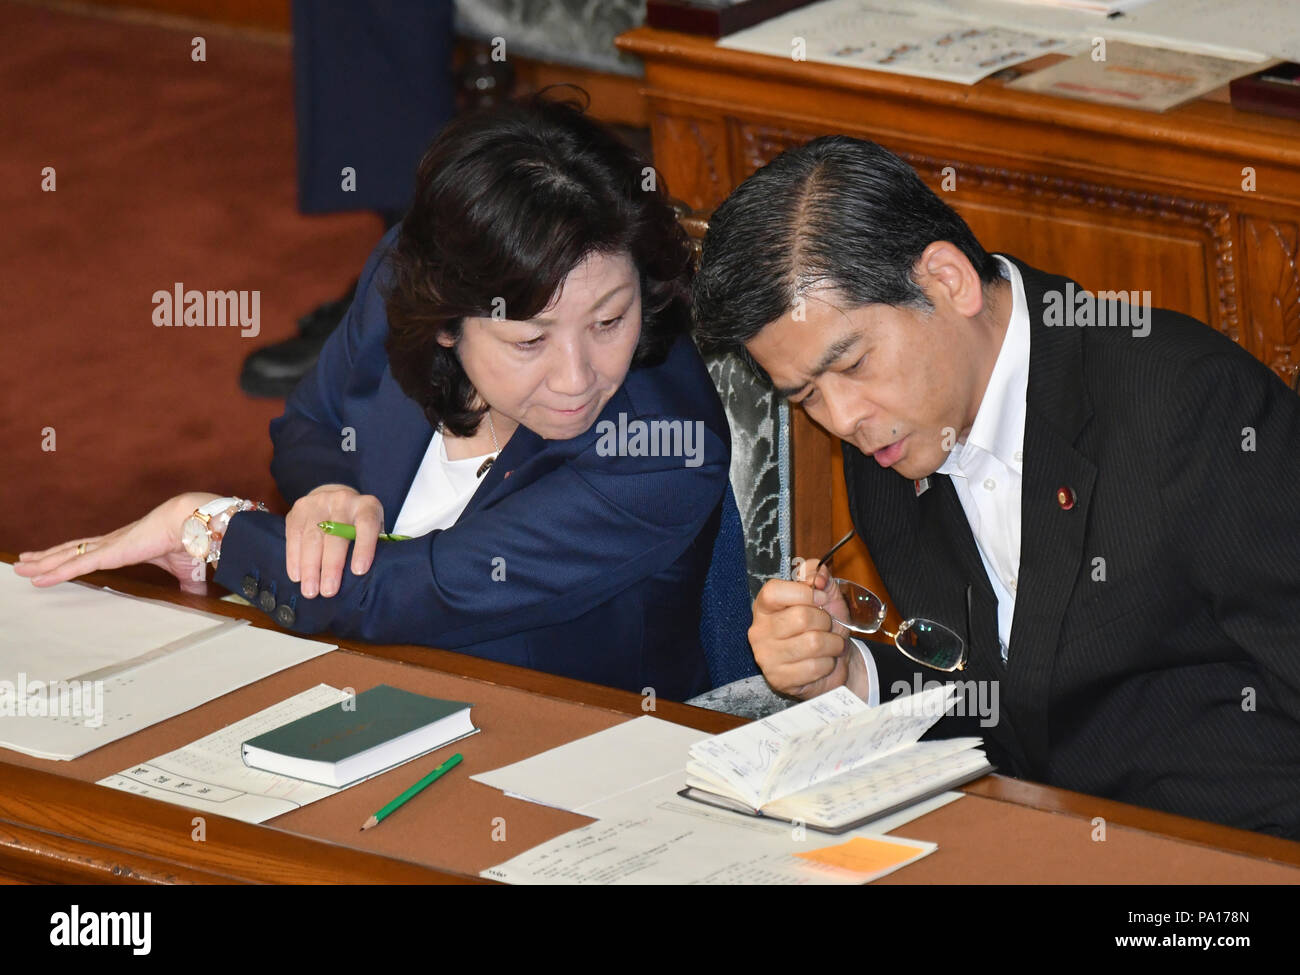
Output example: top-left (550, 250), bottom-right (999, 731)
top-left (390, 428), bottom-right (494, 537)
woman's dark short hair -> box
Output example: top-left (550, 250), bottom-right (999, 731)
top-left (692, 135), bottom-right (1002, 371)
top-left (385, 93), bottom-right (693, 436)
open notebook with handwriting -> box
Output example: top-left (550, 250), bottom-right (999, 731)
top-left (680, 684), bottom-right (993, 833)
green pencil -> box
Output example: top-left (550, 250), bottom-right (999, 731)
top-left (361, 753), bottom-right (463, 831)
top-left (318, 520), bottom-right (410, 542)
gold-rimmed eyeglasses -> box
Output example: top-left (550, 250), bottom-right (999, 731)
top-left (801, 530), bottom-right (970, 673)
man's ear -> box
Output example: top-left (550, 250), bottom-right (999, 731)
top-left (915, 241), bottom-right (984, 318)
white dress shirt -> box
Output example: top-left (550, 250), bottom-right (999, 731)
top-left (934, 255), bottom-right (1029, 662)
top-left (855, 254), bottom-right (1029, 694)
top-left (390, 428), bottom-right (494, 537)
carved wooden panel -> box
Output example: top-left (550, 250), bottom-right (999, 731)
top-left (1240, 217), bottom-right (1300, 387)
top-left (650, 109), bottom-right (729, 212)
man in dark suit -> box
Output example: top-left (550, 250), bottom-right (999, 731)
top-left (691, 135), bottom-right (1300, 838)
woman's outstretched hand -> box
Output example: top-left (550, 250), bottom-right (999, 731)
top-left (284, 484), bottom-right (385, 599)
top-left (15, 492), bottom-right (222, 594)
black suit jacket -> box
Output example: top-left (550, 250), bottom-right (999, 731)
top-left (846, 256), bottom-right (1300, 838)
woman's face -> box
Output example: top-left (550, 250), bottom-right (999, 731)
top-left (444, 250), bottom-right (643, 440)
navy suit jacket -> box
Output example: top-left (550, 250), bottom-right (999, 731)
top-left (214, 231), bottom-right (729, 701)
top-left (849, 256), bottom-right (1300, 838)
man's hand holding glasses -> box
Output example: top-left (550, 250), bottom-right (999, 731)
top-left (747, 533), bottom-right (874, 702)
top-left (749, 529), bottom-right (970, 703)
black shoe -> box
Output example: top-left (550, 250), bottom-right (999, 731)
top-left (239, 280), bottom-right (358, 397)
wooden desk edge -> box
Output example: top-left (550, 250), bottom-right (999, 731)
top-left (962, 776), bottom-right (1300, 868)
top-left (4, 555), bottom-right (1299, 881)
top-left (0, 763), bottom-right (476, 885)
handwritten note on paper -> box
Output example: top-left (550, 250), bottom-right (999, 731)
top-left (686, 686), bottom-right (868, 807)
top-left (923, 0), bottom-right (1284, 62)
top-left (760, 684), bottom-right (961, 804)
top-left (765, 738), bottom-right (987, 824)
top-left (719, 0), bottom-right (1073, 85)
top-left (481, 812), bottom-right (937, 885)
top-left (98, 684), bottom-right (352, 823)
top-left (688, 684), bottom-right (959, 809)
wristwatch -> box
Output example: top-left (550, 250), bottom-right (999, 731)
top-left (181, 497), bottom-right (267, 565)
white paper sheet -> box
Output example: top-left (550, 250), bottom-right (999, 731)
top-left (470, 715), bottom-right (707, 811)
top-left (719, 1), bottom-right (1075, 85)
top-left (1008, 40), bottom-right (1267, 109)
top-left (0, 569), bottom-right (336, 759)
top-left (920, 0), bottom-right (1279, 61)
top-left (0, 565), bottom-right (229, 684)
top-left (481, 810), bottom-right (938, 885)
top-left (98, 684), bottom-right (352, 822)
top-left (998, 0), bottom-right (1156, 15)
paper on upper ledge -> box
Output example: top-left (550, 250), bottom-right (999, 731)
top-left (718, 0), bottom-right (1076, 85)
top-left (99, 684), bottom-right (352, 822)
top-left (722, 0), bottom-right (1283, 67)
top-left (917, 0), bottom-right (1278, 62)
top-left (997, 0), bottom-right (1156, 14)
top-left (1008, 40), bottom-right (1269, 110)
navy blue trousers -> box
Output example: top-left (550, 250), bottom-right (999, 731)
top-left (293, 0), bottom-right (456, 215)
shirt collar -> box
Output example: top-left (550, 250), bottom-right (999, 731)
top-left (937, 254), bottom-right (1029, 477)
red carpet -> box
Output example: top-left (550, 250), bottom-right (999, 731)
top-left (1, 1), bottom-right (382, 580)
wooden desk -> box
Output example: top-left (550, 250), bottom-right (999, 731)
top-left (619, 26), bottom-right (1300, 577)
top-left (3, 558), bottom-right (1299, 884)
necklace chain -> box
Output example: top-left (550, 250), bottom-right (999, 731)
top-left (475, 409), bottom-right (500, 479)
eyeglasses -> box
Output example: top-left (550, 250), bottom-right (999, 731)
top-left (824, 579), bottom-right (969, 672)
top-left (801, 531), bottom-right (970, 673)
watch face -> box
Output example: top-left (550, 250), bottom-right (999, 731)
top-left (181, 516), bottom-right (210, 559)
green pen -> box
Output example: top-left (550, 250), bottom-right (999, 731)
top-left (317, 521), bottom-right (410, 542)
top-left (361, 753), bottom-right (463, 830)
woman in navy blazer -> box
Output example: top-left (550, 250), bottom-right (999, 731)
top-left (19, 96), bottom-right (730, 701)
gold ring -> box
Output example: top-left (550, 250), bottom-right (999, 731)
top-left (76, 542), bottom-right (86, 556)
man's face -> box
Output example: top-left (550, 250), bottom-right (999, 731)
top-left (746, 273), bottom-right (994, 481)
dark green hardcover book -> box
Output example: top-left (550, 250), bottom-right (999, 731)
top-left (241, 684), bottom-right (477, 787)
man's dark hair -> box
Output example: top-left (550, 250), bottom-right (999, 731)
top-left (385, 92), bottom-right (692, 436)
top-left (692, 135), bottom-right (1001, 372)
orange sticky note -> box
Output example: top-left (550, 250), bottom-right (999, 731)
top-left (795, 836), bottom-right (928, 874)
